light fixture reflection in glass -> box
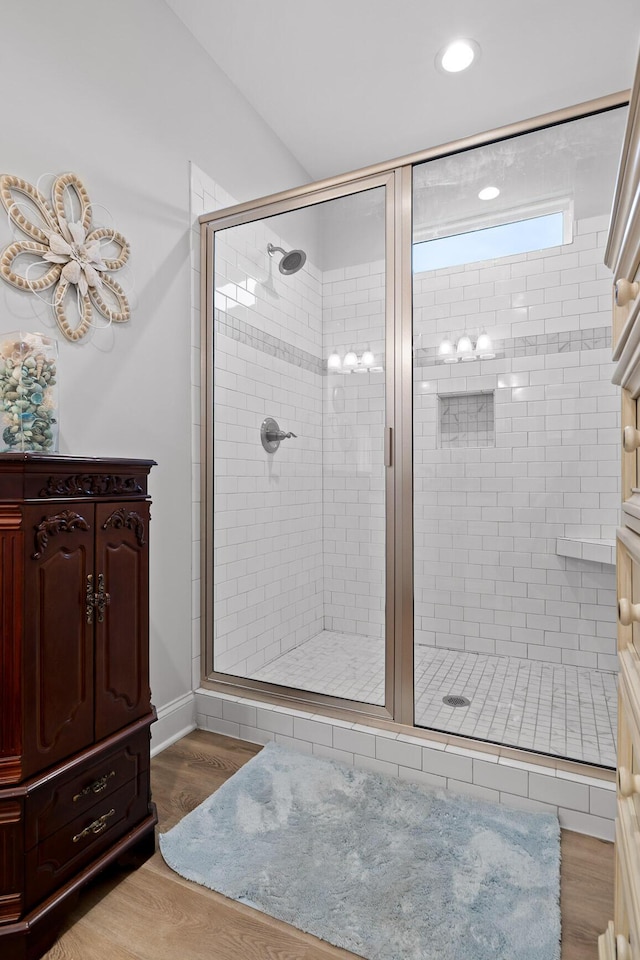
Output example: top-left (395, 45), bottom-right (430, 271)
top-left (438, 39), bottom-right (479, 73)
top-left (361, 350), bottom-right (375, 368)
top-left (343, 351), bottom-right (358, 370)
top-left (476, 331), bottom-right (496, 359)
top-left (439, 337), bottom-right (457, 363)
top-left (328, 352), bottom-right (342, 371)
top-left (478, 186), bottom-right (500, 201)
top-left (456, 334), bottom-right (475, 361)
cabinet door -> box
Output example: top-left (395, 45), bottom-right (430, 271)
top-left (94, 502), bottom-right (151, 740)
top-left (22, 504), bottom-right (95, 776)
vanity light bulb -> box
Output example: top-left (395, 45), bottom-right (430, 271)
top-left (328, 352), bottom-right (342, 371)
top-left (476, 332), bottom-right (495, 359)
top-left (343, 351), bottom-right (358, 369)
top-left (361, 350), bottom-right (375, 368)
top-left (439, 337), bottom-right (458, 364)
top-left (456, 334), bottom-right (475, 361)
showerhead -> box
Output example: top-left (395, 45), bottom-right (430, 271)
top-left (267, 242), bottom-right (307, 275)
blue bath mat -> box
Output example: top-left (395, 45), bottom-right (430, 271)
top-left (159, 741), bottom-right (560, 960)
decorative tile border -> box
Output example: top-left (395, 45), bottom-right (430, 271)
top-left (215, 309), bottom-right (323, 376)
top-left (216, 315), bottom-right (611, 376)
top-left (415, 325), bottom-right (612, 367)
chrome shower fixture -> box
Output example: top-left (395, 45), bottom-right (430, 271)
top-left (267, 242), bottom-right (307, 275)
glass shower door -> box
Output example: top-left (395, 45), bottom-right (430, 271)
top-left (411, 108), bottom-right (625, 765)
top-left (206, 178), bottom-right (394, 711)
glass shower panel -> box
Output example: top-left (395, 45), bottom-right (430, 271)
top-left (412, 108), bottom-right (626, 766)
top-left (212, 187), bottom-right (388, 706)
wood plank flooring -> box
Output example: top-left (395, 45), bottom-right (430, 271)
top-left (45, 729), bottom-right (614, 960)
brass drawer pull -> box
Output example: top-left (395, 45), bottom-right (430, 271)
top-left (619, 598), bottom-right (640, 626)
top-left (617, 934), bottom-right (632, 960)
top-left (72, 770), bottom-right (116, 802)
top-left (86, 573), bottom-right (111, 623)
top-left (615, 278), bottom-right (640, 307)
top-left (86, 574), bottom-right (94, 624)
top-left (96, 572), bottom-right (111, 623)
top-left (72, 808), bottom-right (115, 843)
top-left (623, 425), bottom-right (640, 453)
top-left (619, 766), bottom-right (640, 798)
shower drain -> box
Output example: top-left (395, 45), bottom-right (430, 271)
top-left (442, 695), bottom-right (471, 708)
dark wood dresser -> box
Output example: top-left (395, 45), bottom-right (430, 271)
top-left (0, 455), bottom-right (157, 959)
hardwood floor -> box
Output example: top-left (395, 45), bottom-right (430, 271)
top-left (44, 729), bottom-right (614, 960)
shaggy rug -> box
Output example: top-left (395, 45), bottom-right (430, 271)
top-left (159, 742), bottom-right (560, 960)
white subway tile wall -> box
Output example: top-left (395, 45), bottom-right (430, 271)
top-left (413, 215), bottom-right (619, 674)
top-left (322, 261), bottom-right (386, 639)
top-left (212, 218), bottom-right (325, 677)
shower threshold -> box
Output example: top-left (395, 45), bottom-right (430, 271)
top-left (249, 632), bottom-right (617, 767)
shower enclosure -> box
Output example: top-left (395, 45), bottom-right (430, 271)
top-left (201, 96), bottom-right (627, 768)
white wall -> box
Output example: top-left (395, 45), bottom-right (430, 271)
top-left (0, 0), bottom-right (310, 740)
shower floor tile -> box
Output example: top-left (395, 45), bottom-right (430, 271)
top-left (249, 632), bottom-right (617, 767)
top-left (250, 630), bottom-right (386, 705)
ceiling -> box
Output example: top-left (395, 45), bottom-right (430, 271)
top-left (165, 0), bottom-right (640, 183)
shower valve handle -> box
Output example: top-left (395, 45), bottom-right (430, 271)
top-left (267, 430), bottom-right (297, 441)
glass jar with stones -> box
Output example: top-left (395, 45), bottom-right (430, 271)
top-left (0, 332), bottom-right (59, 453)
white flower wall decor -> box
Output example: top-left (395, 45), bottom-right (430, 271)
top-left (0, 172), bottom-right (131, 342)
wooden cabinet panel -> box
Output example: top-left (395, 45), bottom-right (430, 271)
top-left (26, 726), bottom-right (150, 850)
top-left (22, 506), bottom-right (94, 778)
top-left (606, 49), bottom-right (640, 956)
top-left (0, 509), bottom-right (23, 784)
top-left (0, 455), bottom-right (156, 959)
top-left (0, 799), bottom-right (23, 922)
top-left (94, 503), bottom-right (150, 741)
top-left (25, 774), bottom-right (150, 909)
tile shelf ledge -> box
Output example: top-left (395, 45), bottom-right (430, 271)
top-left (556, 537), bottom-right (616, 566)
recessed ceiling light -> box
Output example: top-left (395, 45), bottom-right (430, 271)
top-left (478, 186), bottom-right (500, 201)
top-left (436, 39), bottom-right (480, 74)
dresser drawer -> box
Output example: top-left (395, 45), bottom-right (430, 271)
top-left (616, 801), bottom-right (640, 957)
top-left (599, 920), bottom-right (639, 960)
top-left (613, 271), bottom-right (640, 355)
top-left (25, 772), bottom-right (151, 909)
top-left (25, 726), bottom-right (150, 851)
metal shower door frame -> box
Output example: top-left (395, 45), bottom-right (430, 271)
top-left (200, 89), bottom-right (628, 731)
top-left (200, 168), bottom-right (412, 722)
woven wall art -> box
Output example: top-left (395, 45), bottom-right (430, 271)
top-left (0, 173), bottom-right (131, 342)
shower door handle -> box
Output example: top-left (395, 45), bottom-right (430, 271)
top-left (384, 427), bottom-right (392, 467)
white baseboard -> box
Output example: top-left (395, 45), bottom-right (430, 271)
top-left (151, 691), bottom-right (196, 757)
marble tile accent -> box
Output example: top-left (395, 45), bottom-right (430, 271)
top-left (215, 309), bottom-right (323, 375)
top-left (249, 631), bottom-right (617, 767)
top-left (556, 537), bottom-right (616, 566)
top-left (439, 392), bottom-right (495, 447)
top-left (414, 646), bottom-right (616, 768)
top-left (415, 325), bottom-right (612, 368)
top-left (250, 630), bottom-right (385, 706)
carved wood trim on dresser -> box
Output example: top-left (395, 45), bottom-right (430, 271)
top-left (0, 455), bottom-right (157, 960)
